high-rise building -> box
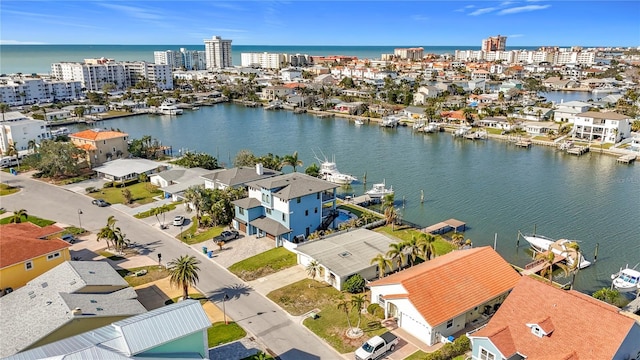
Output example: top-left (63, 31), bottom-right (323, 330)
top-left (482, 35), bottom-right (507, 52)
top-left (394, 47), bottom-right (424, 61)
top-left (204, 36), bottom-right (232, 70)
top-left (154, 49), bottom-right (207, 70)
top-left (240, 52), bottom-right (284, 69)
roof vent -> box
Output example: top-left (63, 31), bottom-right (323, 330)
top-left (339, 251), bottom-right (352, 258)
top-left (96, 307), bottom-right (103, 311)
top-left (41, 282), bottom-right (48, 288)
top-left (72, 308), bottom-right (82, 316)
top-left (90, 299), bottom-right (97, 303)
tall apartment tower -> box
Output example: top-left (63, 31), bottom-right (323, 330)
top-left (204, 36), bottom-right (232, 70)
top-left (482, 35), bottom-right (507, 52)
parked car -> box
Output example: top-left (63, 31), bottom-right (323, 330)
top-left (355, 332), bottom-right (398, 360)
top-left (213, 230), bottom-right (239, 243)
top-left (173, 215), bottom-right (185, 226)
top-left (91, 199), bottom-right (110, 207)
top-left (61, 234), bottom-right (77, 244)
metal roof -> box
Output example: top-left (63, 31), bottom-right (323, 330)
top-left (247, 173), bottom-right (338, 200)
top-left (92, 159), bottom-right (165, 178)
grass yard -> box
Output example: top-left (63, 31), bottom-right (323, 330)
top-left (376, 225), bottom-right (455, 256)
top-left (485, 127), bottom-right (504, 135)
top-left (208, 321), bottom-right (246, 348)
top-left (134, 203), bottom-right (178, 219)
top-left (267, 279), bottom-right (343, 316)
top-left (117, 266), bottom-right (171, 287)
top-left (0, 214), bottom-right (56, 227)
top-left (0, 183), bottom-right (20, 196)
top-left (177, 222), bottom-right (224, 245)
top-left (228, 247), bottom-right (297, 281)
top-left (90, 182), bottom-right (162, 205)
top-left (98, 250), bottom-right (126, 261)
top-left (165, 292), bottom-right (208, 305)
top-left (405, 350), bottom-right (428, 360)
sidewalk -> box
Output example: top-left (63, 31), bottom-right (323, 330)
top-left (248, 265), bottom-right (308, 296)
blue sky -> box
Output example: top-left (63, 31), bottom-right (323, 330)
top-left (1, 1), bottom-right (638, 46)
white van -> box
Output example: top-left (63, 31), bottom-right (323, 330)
top-left (0, 156), bottom-right (19, 168)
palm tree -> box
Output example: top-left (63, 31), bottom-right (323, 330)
top-left (386, 242), bottom-right (406, 270)
top-left (112, 227), bottom-right (129, 254)
top-left (417, 233), bottom-right (437, 261)
top-left (152, 204), bottom-right (171, 228)
top-left (370, 253), bottom-right (392, 278)
top-left (10, 209), bottom-right (28, 223)
top-left (96, 215), bottom-right (118, 249)
top-left (535, 251), bottom-right (569, 283)
top-left (382, 193), bottom-right (398, 229)
top-left (6, 142), bottom-right (20, 168)
top-left (27, 139), bottom-right (37, 154)
top-left (451, 233), bottom-right (465, 249)
top-left (351, 294), bottom-right (368, 330)
top-left (183, 185), bottom-right (210, 226)
top-left (336, 295), bottom-right (353, 330)
top-left (167, 255), bottom-right (201, 300)
top-left (0, 102), bottom-right (10, 122)
top-left (306, 260), bottom-right (321, 280)
top-left (282, 151), bottom-right (303, 172)
top-left (402, 235), bottom-right (422, 266)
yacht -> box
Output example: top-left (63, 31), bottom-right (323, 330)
top-left (317, 156), bottom-right (357, 185)
top-left (354, 119), bottom-right (365, 125)
top-left (521, 233), bottom-right (591, 269)
top-left (380, 115), bottom-right (400, 128)
top-left (50, 127), bottom-right (69, 137)
top-left (157, 104), bottom-right (183, 115)
top-left (611, 266), bottom-right (640, 293)
top-left (365, 180), bottom-right (394, 199)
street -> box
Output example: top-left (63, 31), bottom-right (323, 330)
top-left (0, 172), bottom-right (342, 360)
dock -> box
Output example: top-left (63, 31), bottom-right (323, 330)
top-left (616, 154), bottom-right (637, 164)
top-left (515, 139), bottom-right (532, 148)
top-left (567, 146), bottom-right (589, 156)
top-left (423, 219), bottom-right (466, 235)
top-left (521, 251), bottom-right (566, 276)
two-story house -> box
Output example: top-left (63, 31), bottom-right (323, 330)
top-left (0, 223), bottom-right (71, 292)
top-left (232, 173), bottom-right (338, 248)
top-left (553, 100), bottom-right (591, 123)
top-left (468, 276), bottom-right (640, 360)
top-left (70, 129), bottom-right (129, 167)
top-left (572, 111), bottom-right (632, 143)
top-left (203, 164), bottom-right (281, 190)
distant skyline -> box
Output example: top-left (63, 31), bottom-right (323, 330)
top-left (1, 1), bottom-right (638, 47)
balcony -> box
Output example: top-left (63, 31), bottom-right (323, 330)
top-left (321, 191), bottom-right (335, 203)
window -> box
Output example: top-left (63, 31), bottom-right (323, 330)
top-left (238, 208), bottom-right (244, 215)
top-left (282, 213), bottom-right (286, 221)
top-left (47, 252), bottom-right (61, 261)
top-left (25, 261), bottom-right (33, 270)
top-left (316, 193), bottom-right (320, 199)
top-left (305, 210), bottom-right (309, 216)
top-left (480, 348), bottom-right (495, 360)
top-left (297, 197), bottom-right (301, 203)
top-left (446, 319), bottom-right (453, 328)
top-left (266, 208), bottom-right (272, 215)
top-left (314, 207), bottom-right (318, 213)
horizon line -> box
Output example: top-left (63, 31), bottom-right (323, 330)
top-left (1, 43), bottom-right (636, 48)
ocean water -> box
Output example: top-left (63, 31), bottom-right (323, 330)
top-left (0, 44), bottom-right (539, 75)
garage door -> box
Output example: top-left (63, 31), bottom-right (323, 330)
top-left (400, 312), bottom-right (430, 342)
top-left (239, 222), bottom-right (246, 233)
top-left (267, 233), bottom-right (275, 240)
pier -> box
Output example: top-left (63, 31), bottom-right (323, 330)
top-left (423, 219), bottom-right (467, 235)
top-left (616, 154), bottom-right (637, 164)
top-left (566, 146), bottom-right (589, 156)
top-left (515, 139), bottom-right (532, 148)
top-left (521, 252), bottom-right (566, 276)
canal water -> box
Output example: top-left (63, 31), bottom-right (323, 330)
top-left (69, 104), bottom-right (640, 294)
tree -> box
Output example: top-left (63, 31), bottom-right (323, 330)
top-left (370, 253), bottom-right (392, 278)
top-left (386, 242), bottom-right (406, 270)
top-left (282, 151), bottom-right (303, 172)
top-left (535, 251), bottom-right (569, 283)
top-left (0, 103), bottom-right (10, 122)
top-left (96, 215), bottom-right (118, 250)
top-left (343, 274), bottom-right (366, 293)
top-left (593, 288), bottom-right (625, 307)
top-left (73, 106), bottom-right (86, 118)
top-left (27, 140), bottom-right (37, 154)
top-left (121, 188), bottom-right (133, 204)
top-left (31, 140), bottom-right (84, 178)
top-left (234, 149), bottom-right (256, 167)
top-left (10, 209), bottom-right (28, 223)
top-left (336, 295), bottom-right (353, 331)
top-left (306, 260), bottom-right (321, 279)
top-left (417, 233), bottom-right (437, 261)
top-left (451, 233), bottom-right (465, 248)
top-left (152, 204), bottom-right (171, 228)
top-left (305, 163), bottom-right (320, 177)
top-left (5, 142), bottom-right (20, 168)
top-left (167, 255), bottom-right (201, 300)
top-left (351, 294), bottom-right (368, 331)
top-left (401, 235), bottom-right (422, 267)
top-left (183, 185), bottom-right (211, 226)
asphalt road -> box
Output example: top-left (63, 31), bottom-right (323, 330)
top-left (0, 172), bottom-right (342, 360)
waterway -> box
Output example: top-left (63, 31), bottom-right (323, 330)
top-left (68, 104), bottom-right (640, 294)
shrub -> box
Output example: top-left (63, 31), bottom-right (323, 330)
top-left (367, 303), bottom-right (385, 319)
top-left (424, 335), bottom-right (470, 360)
top-left (103, 181), bottom-right (114, 188)
top-left (343, 274), bottom-right (365, 293)
top-left (85, 186), bottom-right (96, 193)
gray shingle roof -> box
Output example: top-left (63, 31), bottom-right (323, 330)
top-left (247, 173), bottom-right (338, 200)
top-left (232, 197), bottom-right (262, 209)
top-left (250, 216), bottom-right (292, 236)
top-left (296, 229), bottom-right (398, 278)
top-left (577, 111), bottom-right (630, 120)
top-left (201, 166), bottom-right (281, 188)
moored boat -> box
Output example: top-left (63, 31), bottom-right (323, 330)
top-left (611, 266), bottom-right (640, 293)
top-left (317, 155), bottom-right (357, 185)
top-left (366, 180), bottom-right (394, 199)
top-left (521, 233), bottom-right (591, 269)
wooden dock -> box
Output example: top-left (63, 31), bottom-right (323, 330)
top-left (567, 146), bottom-right (589, 156)
top-left (515, 139), bottom-right (532, 148)
top-left (617, 154), bottom-right (637, 164)
top-left (521, 252), bottom-right (566, 276)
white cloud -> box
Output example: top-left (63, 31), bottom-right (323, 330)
top-left (469, 7), bottom-right (498, 16)
top-left (498, 4), bottom-right (551, 15)
top-left (98, 3), bottom-right (164, 21)
top-left (0, 40), bottom-right (46, 45)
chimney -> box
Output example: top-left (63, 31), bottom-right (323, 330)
top-left (256, 163), bottom-right (263, 175)
top-left (72, 308), bottom-right (82, 316)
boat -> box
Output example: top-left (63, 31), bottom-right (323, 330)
top-left (157, 104), bottom-right (183, 115)
top-left (380, 115), bottom-right (400, 128)
top-left (521, 233), bottom-right (592, 269)
top-left (316, 155), bottom-right (357, 185)
top-left (50, 127), bottom-right (69, 137)
top-left (611, 266), bottom-right (640, 293)
top-left (355, 119), bottom-right (364, 125)
top-left (452, 126), bottom-right (471, 137)
top-left (423, 123), bottom-right (440, 133)
top-left (192, 106), bottom-right (200, 110)
top-left (365, 180), bottom-right (394, 199)
top-left (592, 85), bottom-right (621, 94)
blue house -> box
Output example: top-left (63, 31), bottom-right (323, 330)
top-left (232, 173), bottom-right (339, 248)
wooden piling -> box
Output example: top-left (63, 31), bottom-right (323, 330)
top-left (594, 243), bottom-right (599, 263)
top-left (420, 190), bottom-right (424, 204)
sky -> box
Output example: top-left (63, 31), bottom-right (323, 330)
top-left (1, 0), bottom-right (639, 47)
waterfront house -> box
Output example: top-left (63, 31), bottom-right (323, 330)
top-left (553, 100), bottom-right (592, 122)
top-left (572, 111), bottom-right (632, 143)
top-left (0, 223), bottom-right (70, 292)
top-left (232, 173), bottom-right (338, 248)
top-left (150, 167), bottom-right (212, 201)
top-left (477, 118), bottom-right (516, 131)
top-left (403, 106), bottom-right (426, 119)
top-left (4, 299), bottom-right (209, 360)
top-left (260, 85), bottom-right (294, 101)
top-left (70, 128), bottom-right (129, 167)
top-left (334, 102), bottom-right (363, 115)
top-left (295, 228), bottom-right (403, 290)
top-left (515, 106), bottom-right (553, 121)
top-left (0, 261), bottom-right (146, 357)
top-left (369, 247), bottom-right (521, 346)
top-left (468, 276), bottom-right (640, 360)
top-left (44, 109), bottom-right (72, 121)
top-left (92, 158), bottom-right (166, 184)
top-left (523, 122), bottom-right (555, 136)
top-left (0, 111), bottom-right (50, 154)
top-left (413, 85), bottom-right (439, 105)
top-left (202, 164), bottom-right (280, 190)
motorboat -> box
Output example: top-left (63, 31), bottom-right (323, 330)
top-left (423, 123), bottom-right (440, 133)
top-left (366, 180), bottom-right (394, 199)
top-left (592, 85), bottom-right (621, 94)
top-left (317, 156), bottom-right (357, 185)
top-left (452, 126), bottom-right (471, 137)
top-left (521, 233), bottom-right (592, 269)
top-left (157, 104), bottom-right (183, 115)
top-left (611, 266), bottom-right (640, 293)
top-left (380, 115), bottom-right (400, 128)
top-left (51, 127), bottom-right (69, 137)
top-left (355, 119), bottom-right (364, 125)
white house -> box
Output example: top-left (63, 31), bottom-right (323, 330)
top-left (413, 86), bottom-right (439, 105)
top-left (369, 247), bottom-right (521, 346)
top-left (553, 100), bottom-right (592, 123)
top-left (0, 111), bottom-right (50, 153)
top-left (280, 68), bottom-right (302, 81)
top-left (572, 111), bottom-right (631, 143)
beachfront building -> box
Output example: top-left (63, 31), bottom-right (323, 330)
top-left (468, 276), bottom-right (640, 360)
top-left (572, 111), bottom-right (632, 143)
top-left (154, 48), bottom-right (206, 70)
top-left (241, 52), bottom-right (284, 69)
top-left (394, 47), bottom-right (424, 61)
top-left (122, 61), bottom-right (173, 90)
top-left (204, 35), bottom-right (232, 70)
top-left (0, 111), bottom-right (50, 153)
top-left (482, 35), bottom-right (507, 52)
top-left (232, 173), bottom-right (338, 248)
top-left (69, 128), bottom-right (129, 167)
top-left (0, 76), bottom-right (83, 105)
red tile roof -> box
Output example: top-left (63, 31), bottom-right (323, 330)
top-left (370, 247), bottom-right (521, 326)
top-left (472, 276), bottom-right (636, 359)
top-left (0, 223), bottom-right (69, 268)
top-left (70, 129), bottom-right (127, 141)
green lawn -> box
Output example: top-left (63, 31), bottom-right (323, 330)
top-left (177, 222), bottom-right (224, 245)
top-left (484, 127), bottom-right (504, 135)
top-left (134, 203), bottom-right (178, 219)
top-left (404, 350), bottom-right (428, 360)
top-left (228, 247), bottom-right (297, 281)
top-left (0, 183), bottom-right (20, 196)
top-left (208, 322), bottom-right (246, 348)
top-left (267, 278), bottom-right (343, 316)
top-left (90, 182), bottom-right (162, 205)
top-left (117, 266), bottom-right (171, 287)
top-left (98, 250), bottom-right (126, 261)
top-left (337, 204), bottom-right (383, 220)
top-left (375, 225), bottom-right (455, 256)
top-left (0, 215), bottom-right (56, 227)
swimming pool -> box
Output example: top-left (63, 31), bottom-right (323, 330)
top-left (335, 210), bottom-right (356, 225)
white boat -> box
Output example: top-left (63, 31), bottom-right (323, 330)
top-left (611, 266), bottom-right (640, 293)
top-left (423, 123), bottom-right (440, 133)
top-left (158, 104), bottom-right (183, 115)
top-left (51, 127), bottom-right (69, 137)
top-left (380, 115), bottom-right (400, 128)
top-left (592, 85), bottom-right (621, 94)
top-left (355, 119), bottom-right (364, 125)
top-left (317, 156), bottom-right (357, 185)
top-left (522, 233), bottom-right (592, 269)
top-left (452, 126), bottom-right (471, 137)
top-left (366, 180), bottom-right (394, 199)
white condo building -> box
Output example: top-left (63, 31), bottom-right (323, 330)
top-left (0, 76), bottom-right (83, 105)
top-left (455, 48), bottom-right (596, 65)
top-left (0, 111), bottom-right (50, 153)
top-left (241, 52), bottom-right (284, 69)
top-left (204, 36), bottom-right (232, 70)
top-left (154, 48), bottom-right (206, 70)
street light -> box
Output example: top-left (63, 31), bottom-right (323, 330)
top-left (77, 209), bottom-right (83, 229)
top-left (222, 293), bottom-right (230, 325)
